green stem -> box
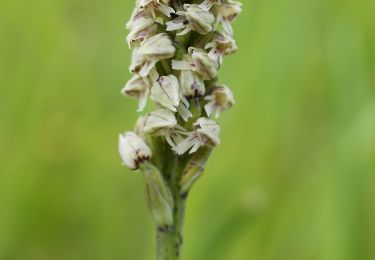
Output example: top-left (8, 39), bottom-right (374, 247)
top-left (156, 195), bottom-right (186, 260)
top-left (157, 151), bottom-right (189, 260)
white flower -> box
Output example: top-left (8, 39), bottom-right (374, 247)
top-left (172, 47), bottom-right (218, 80)
top-left (122, 69), bottom-right (158, 112)
top-left (136, 0), bottom-right (175, 18)
top-left (174, 118), bottom-right (220, 155)
top-left (144, 108), bottom-right (177, 134)
top-left (199, 0), bottom-right (223, 11)
top-left (205, 32), bottom-right (237, 64)
top-left (144, 109), bottom-right (188, 147)
top-left (179, 69), bottom-right (205, 98)
top-left (151, 75), bottom-right (180, 112)
top-left (216, 1), bottom-right (242, 34)
top-left (127, 10), bottom-right (158, 47)
top-left (151, 74), bottom-right (193, 121)
top-left (130, 33), bottom-right (176, 77)
top-left (119, 132), bottom-right (152, 170)
top-left (122, 75), bottom-right (151, 112)
top-left (204, 85), bottom-right (235, 118)
top-left (166, 4), bottom-right (215, 35)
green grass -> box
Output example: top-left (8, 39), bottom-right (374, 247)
top-left (1, 0), bottom-right (375, 259)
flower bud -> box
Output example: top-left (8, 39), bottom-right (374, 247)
top-left (217, 1), bottom-right (242, 35)
top-left (205, 32), bottom-right (237, 64)
top-left (122, 75), bottom-right (151, 112)
top-left (204, 85), bottom-right (235, 118)
top-left (166, 4), bottom-right (215, 35)
top-left (180, 69), bottom-right (205, 98)
top-left (144, 108), bottom-right (177, 134)
top-left (174, 117), bottom-right (220, 155)
top-left (119, 132), bottom-right (152, 170)
top-left (172, 48), bottom-right (218, 80)
top-left (141, 162), bottom-right (174, 227)
top-left (130, 33), bottom-right (176, 77)
top-left (151, 75), bottom-right (180, 112)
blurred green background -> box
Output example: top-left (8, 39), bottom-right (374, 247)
top-left (1, 0), bottom-right (375, 259)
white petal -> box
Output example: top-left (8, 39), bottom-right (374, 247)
top-left (156, 3), bottom-right (175, 17)
top-left (176, 102), bottom-right (192, 122)
top-left (174, 134), bottom-right (198, 155)
top-left (139, 59), bottom-right (158, 77)
top-left (172, 60), bottom-right (193, 70)
top-left (151, 75), bottom-right (181, 111)
top-left (204, 101), bottom-right (215, 117)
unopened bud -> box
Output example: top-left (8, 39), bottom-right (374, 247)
top-left (119, 132), bottom-right (152, 170)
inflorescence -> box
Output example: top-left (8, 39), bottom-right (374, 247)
top-left (119, 0), bottom-right (241, 227)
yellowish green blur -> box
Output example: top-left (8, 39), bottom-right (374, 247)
top-left (1, 0), bottom-right (375, 259)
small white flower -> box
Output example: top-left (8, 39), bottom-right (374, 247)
top-left (204, 85), bottom-right (235, 118)
top-left (144, 108), bottom-right (177, 134)
top-left (127, 10), bottom-right (158, 47)
top-left (216, 1), bottom-right (242, 35)
top-left (166, 4), bottom-right (215, 35)
top-left (174, 118), bottom-right (220, 155)
top-left (119, 132), bottom-right (152, 170)
top-left (151, 74), bottom-right (193, 121)
top-left (144, 109), bottom-right (188, 147)
top-left (122, 75), bottom-right (151, 112)
top-left (136, 0), bottom-right (175, 18)
top-left (205, 32), bottom-right (237, 64)
top-left (179, 69), bottom-right (205, 98)
top-left (151, 75), bottom-right (180, 112)
top-left (122, 68), bottom-right (158, 112)
top-left (199, 0), bottom-right (223, 11)
top-left (172, 47), bottom-right (218, 80)
top-left (130, 33), bottom-right (176, 77)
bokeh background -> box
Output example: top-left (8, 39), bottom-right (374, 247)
top-left (1, 0), bottom-right (375, 259)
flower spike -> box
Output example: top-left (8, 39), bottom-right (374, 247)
top-left (119, 0), bottom-right (242, 257)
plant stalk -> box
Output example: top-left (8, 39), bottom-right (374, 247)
top-left (156, 147), bottom-right (189, 260)
top-left (156, 194), bottom-right (186, 260)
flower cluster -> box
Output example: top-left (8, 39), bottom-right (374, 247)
top-left (120, 0), bottom-right (241, 171)
top-left (120, 0), bottom-right (241, 225)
